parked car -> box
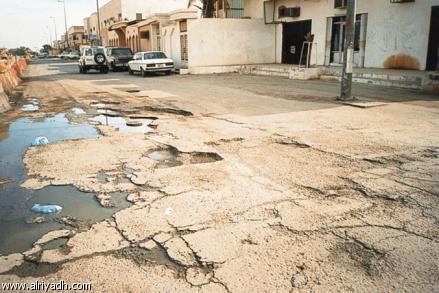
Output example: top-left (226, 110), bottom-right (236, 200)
top-left (78, 46), bottom-right (109, 74)
top-left (128, 51), bottom-right (174, 77)
top-left (65, 51), bottom-right (80, 60)
top-left (58, 52), bottom-right (69, 59)
top-left (107, 47), bottom-right (133, 71)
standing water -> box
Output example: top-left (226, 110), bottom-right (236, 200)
top-left (0, 113), bottom-right (129, 255)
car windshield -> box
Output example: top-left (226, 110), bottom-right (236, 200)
top-left (144, 52), bottom-right (167, 59)
top-left (112, 48), bottom-right (132, 56)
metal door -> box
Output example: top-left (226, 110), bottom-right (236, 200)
top-left (282, 20), bottom-right (312, 65)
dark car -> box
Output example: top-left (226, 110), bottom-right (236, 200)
top-left (107, 47), bottom-right (133, 71)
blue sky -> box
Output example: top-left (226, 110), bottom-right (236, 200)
top-left (0, 0), bottom-right (111, 50)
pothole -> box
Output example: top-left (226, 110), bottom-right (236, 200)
top-left (89, 115), bottom-right (153, 133)
top-left (147, 146), bottom-right (223, 168)
top-left (114, 246), bottom-right (185, 275)
top-left (188, 152), bottom-right (223, 164)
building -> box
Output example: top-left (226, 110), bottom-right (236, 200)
top-left (84, 13), bottom-right (100, 45)
top-left (67, 26), bottom-right (86, 50)
top-left (83, 0), bottom-right (188, 48)
top-left (245, 0), bottom-right (439, 71)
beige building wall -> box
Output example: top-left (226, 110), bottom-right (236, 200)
top-left (68, 26), bottom-right (85, 50)
top-left (99, 0), bottom-right (122, 46)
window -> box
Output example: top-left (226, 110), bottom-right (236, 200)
top-left (354, 14), bottom-right (362, 51)
top-left (144, 52), bottom-right (167, 59)
top-left (85, 48), bottom-right (92, 56)
top-left (180, 34), bottom-right (188, 61)
top-left (111, 48), bottom-right (132, 56)
top-left (179, 20), bottom-right (187, 33)
top-left (334, 0), bottom-right (347, 9)
top-left (278, 6), bottom-right (300, 17)
top-left (135, 53), bottom-right (142, 60)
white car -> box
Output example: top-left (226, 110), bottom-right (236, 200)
top-left (128, 51), bottom-right (174, 77)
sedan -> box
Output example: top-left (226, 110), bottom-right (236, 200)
top-left (128, 51), bottom-right (174, 77)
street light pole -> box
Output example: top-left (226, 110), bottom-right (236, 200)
top-left (338, 0), bottom-right (357, 101)
top-left (50, 16), bottom-right (58, 42)
top-left (96, 0), bottom-right (102, 46)
top-left (58, 0), bottom-right (69, 50)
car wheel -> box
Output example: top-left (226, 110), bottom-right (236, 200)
top-left (128, 67), bottom-right (133, 75)
top-left (165, 70), bottom-right (171, 75)
top-left (103, 67), bottom-right (109, 74)
top-left (141, 67), bottom-right (147, 77)
top-left (111, 62), bottom-right (117, 72)
top-left (94, 53), bottom-right (106, 65)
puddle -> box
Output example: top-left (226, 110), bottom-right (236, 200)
top-left (148, 148), bottom-right (179, 161)
top-left (125, 89), bottom-right (141, 93)
top-left (89, 115), bottom-right (153, 133)
top-left (21, 104), bottom-right (39, 112)
top-left (71, 108), bottom-right (86, 115)
top-left (42, 237), bottom-right (68, 250)
top-left (97, 109), bottom-right (121, 117)
top-left (0, 113), bottom-right (104, 255)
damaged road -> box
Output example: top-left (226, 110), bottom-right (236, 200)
top-left (0, 60), bottom-right (438, 292)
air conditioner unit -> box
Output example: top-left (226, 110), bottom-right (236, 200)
top-left (334, 0), bottom-right (347, 9)
top-left (288, 7), bottom-right (301, 17)
top-left (279, 6), bottom-right (301, 17)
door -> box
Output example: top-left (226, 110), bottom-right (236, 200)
top-left (426, 6), bottom-right (439, 71)
top-left (330, 16), bottom-right (345, 64)
top-left (282, 20), bottom-right (312, 65)
top-left (330, 15), bottom-right (363, 65)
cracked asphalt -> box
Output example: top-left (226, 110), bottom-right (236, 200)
top-left (0, 59), bottom-right (438, 292)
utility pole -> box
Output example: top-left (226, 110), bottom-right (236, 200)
top-left (58, 0), bottom-right (69, 50)
top-left (96, 0), bottom-right (102, 46)
top-left (50, 16), bottom-right (58, 42)
top-left (47, 26), bottom-right (53, 46)
top-left (338, 0), bottom-right (357, 101)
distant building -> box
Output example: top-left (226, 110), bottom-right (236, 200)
top-left (82, 0), bottom-right (188, 48)
top-left (68, 26), bottom-right (86, 50)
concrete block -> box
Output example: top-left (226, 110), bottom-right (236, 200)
top-left (0, 82), bottom-right (10, 113)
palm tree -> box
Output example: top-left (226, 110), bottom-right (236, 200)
top-left (188, 0), bottom-right (230, 18)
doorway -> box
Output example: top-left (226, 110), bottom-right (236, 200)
top-left (426, 6), bottom-right (439, 71)
top-left (282, 20), bottom-right (312, 65)
top-left (330, 15), bottom-right (362, 65)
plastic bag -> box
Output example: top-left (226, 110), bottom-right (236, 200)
top-left (31, 204), bottom-right (63, 214)
top-left (32, 136), bottom-right (49, 146)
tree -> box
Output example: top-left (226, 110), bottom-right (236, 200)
top-left (188, 0), bottom-right (230, 18)
top-left (41, 44), bottom-right (53, 53)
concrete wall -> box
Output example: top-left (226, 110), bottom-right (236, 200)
top-left (243, 0), bottom-right (439, 70)
top-left (187, 19), bottom-right (276, 69)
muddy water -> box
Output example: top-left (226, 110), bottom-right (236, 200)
top-left (89, 114), bottom-right (153, 133)
top-left (0, 113), bottom-right (128, 255)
